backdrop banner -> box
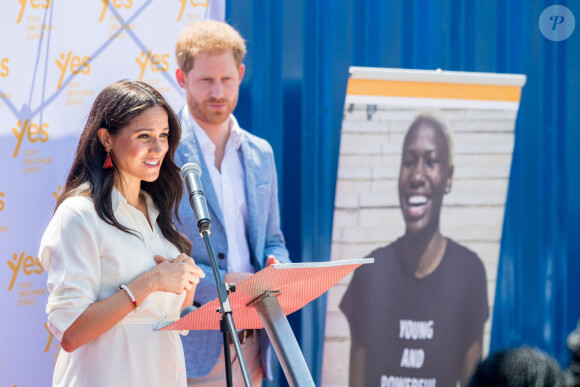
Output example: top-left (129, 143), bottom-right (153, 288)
top-left (0, 1), bottom-right (223, 384)
top-left (323, 66), bottom-right (526, 386)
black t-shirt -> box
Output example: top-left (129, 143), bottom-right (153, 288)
top-left (340, 238), bottom-right (489, 387)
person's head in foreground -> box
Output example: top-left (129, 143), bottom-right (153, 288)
top-left (469, 346), bottom-right (565, 387)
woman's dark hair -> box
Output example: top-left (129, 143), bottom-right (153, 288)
top-left (56, 79), bottom-right (191, 254)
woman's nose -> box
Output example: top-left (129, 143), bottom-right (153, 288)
top-left (149, 137), bottom-right (164, 153)
top-left (410, 160), bottom-right (426, 184)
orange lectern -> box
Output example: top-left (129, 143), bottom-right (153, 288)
top-left (154, 258), bottom-right (374, 386)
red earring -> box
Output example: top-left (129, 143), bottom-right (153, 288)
top-left (103, 149), bottom-right (113, 169)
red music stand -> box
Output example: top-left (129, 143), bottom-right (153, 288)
top-left (154, 258), bottom-right (373, 386)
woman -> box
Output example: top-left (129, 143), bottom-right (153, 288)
top-left (39, 80), bottom-right (205, 386)
top-left (340, 112), bottom-right (488, 387)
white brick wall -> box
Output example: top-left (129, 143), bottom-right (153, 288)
top-left (322, 104), bottom-right (515, 386)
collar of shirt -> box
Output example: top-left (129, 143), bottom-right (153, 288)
top-left (187, 111), bottom-right (252, 274)
top-left (190, 114), bottom-right (243, 156)
top-left (111, 186), bottom-right (160, 227)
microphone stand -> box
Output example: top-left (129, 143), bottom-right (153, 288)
top-left (199, 228), bottom-right (252, 387)
top-left (181, 163), bottom-right (251, 386)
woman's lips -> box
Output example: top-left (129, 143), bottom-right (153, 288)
top-left (406, 195), bottom-right (430, 218)
top-left (144, 159), bottom-right (160, 167)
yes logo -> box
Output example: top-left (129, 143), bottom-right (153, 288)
top-left (44, 322), bottom-right (54, 352)
top-left (16, 0), bottom-right (52, 24)
top-left (177, 0), bottom-right (209, 21)
top-left (0, 192), bottom-right (4, 212)
top-left (7, 252), bottom-right (44, 291)
top-left (99, 0), bottom-right (133, 22)
top-left (136, 50), bottom-right (169, 81)
top-left (0, 58), bottom-right (9, 78)
top-left (55, 52), bottom-right (91, 90)
top-left (11, 119), bottom-right (49, 158)
top-left (52, 185), bottom-right (63, 201)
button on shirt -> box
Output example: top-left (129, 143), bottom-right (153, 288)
top-left (192, 117), bottom-right (253, 274)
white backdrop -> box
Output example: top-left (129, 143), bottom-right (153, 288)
top-left (0, 1), bottom-right (223, 384)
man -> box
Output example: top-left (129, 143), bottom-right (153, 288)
top-left (174, 20), bottom-right (290, 386)
top-left (340, 112), bottom-right (488, 387)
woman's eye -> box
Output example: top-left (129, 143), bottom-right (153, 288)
top-left (427, 158), bottom-right (439, 166)
top-left (402, 157), bottom-right (416, 167)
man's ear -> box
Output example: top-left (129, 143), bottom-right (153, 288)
top-left (176, 68), bottom-right (185, 88)
top-left (238, 63), bottom-right (245, 85)
top-left (98, 128), bottom-right (111, 148)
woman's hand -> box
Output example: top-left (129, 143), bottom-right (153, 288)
top-left (152, 254), bottom-right (205, 294)
top-left (59, 254), bottom-right (204, 352)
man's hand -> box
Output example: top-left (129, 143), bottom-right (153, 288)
top-left (223, 255), bottom-right (282, 284)
top-left (266, 255), bottom-right (280, 266)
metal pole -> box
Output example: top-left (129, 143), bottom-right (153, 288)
top-left (201, 231), bottom-right (251, 387)
top-left (254, 294), bottom-right (315, 387)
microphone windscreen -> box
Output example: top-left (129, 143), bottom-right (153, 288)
top-left (180, 162), bottom-right (202, 180)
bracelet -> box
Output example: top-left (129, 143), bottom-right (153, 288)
top-left (120, 284), bottom-right (139, 310)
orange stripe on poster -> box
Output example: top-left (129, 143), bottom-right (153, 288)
top-left (347, 79), bottom-right (522, 102)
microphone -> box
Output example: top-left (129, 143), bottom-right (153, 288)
top-left (180, 163), bottom-right (211, 232)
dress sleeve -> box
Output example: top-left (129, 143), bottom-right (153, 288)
top-left (39, 199), bottom-right (101, 342)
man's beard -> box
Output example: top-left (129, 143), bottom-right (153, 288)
top-left (186, 93), bottom-right (238, 126)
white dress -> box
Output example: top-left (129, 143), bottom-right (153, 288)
top-left (39, 188), bottom-right (187, 387)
